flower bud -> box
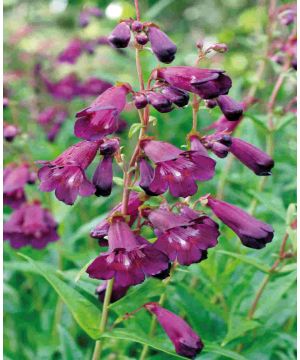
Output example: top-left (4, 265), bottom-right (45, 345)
top-left (135, 33), bottom-right (148, 46)
top-left (211, 142), bottom-right (229, 158)
top-left (4, 123), bottom-right (19, 142)
top-left (205, 99), bottom-right (217, 109)
top-left (211, 43), bottom-right (228, 53)
top-left (131, 20), bottom-right (143, 32)
top-left (216, 95), bottom-right (243, 121)
top-left (3, 97), bottom-right (9, 108)
top-left (93, 155), bottom-right (113, 197)
top-left (161, 86), bottom-right (189, 107)
top-left (99, 138), bottom-right (119, 156)
top-left (196, 38), bottom-right (204, 50)
top-left (108, 22), bottom-right (131, 48)
top-left (134, 93), bottom-right (148, 109)
top-left (147, 92), bottom-right (173, 113)
top-left (148, 26), bottom-right (177, 63)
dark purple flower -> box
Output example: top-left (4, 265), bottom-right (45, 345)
top-left (144, 303), bottom-right (204, 359)
top-left (38, 106), bottom-right (68, 142)
top-left (58, 39), bottom-right (83, 64)
top-left (3, 122), bottom-right (19, 142)
top-left (108, 22), bottom-right (131, 48)
top-left (90, 192), bottom-right (144, 243)
top-left (154, 66), bottom-right (232, 99)
top-left (147, 26), bottom-right (177, 63)
top-left (96, 281), bottom-right (129, 303)
top-left (140, 139), bottom-right (216, 198)
top-left (229, 138), bottom-right (274, 175)
top-left (37, 141), bottom-right (100, 205)
top-left (161, 86), bottom-right (189, 107)
top-left (146, 206), bottom-right (219, 265)
top-left (86, 217), bottom-right (169, 287)
top-left (74, 85), bottom-right (130, 141)
top-left (79, 77), bottom-right (112, 97)
top-left (147, 91), bottom-right (173, 113)
top-left (4, 163), bottom-right (33, 209)
top-left (134, 93), bottom-right (148, 109)
top-left (207, 196), bottom-right (274, 249)
top-left (4, 201), bottom-right (59, 249)
top-left (216, 95), bottom-right (243, 121)
top-left (43, 73), bottom-right (81, 101)
top-left (138, 158), bottom-right (159, 196)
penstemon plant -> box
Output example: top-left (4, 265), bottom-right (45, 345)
top-left (4, 1), bottom-right (296, 359)
top-left (33, 1), bottom-right (278, 359)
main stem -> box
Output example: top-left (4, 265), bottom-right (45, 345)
top-left (92, 278), bottom-right (115, 360)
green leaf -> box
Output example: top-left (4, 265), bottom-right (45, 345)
top-left (276, 114), bottom-right (296, 132)
top-left (128, 123), bottom-right (142, 138)
top-left (222, 316), bottom-right (260, 345)
top-left (204, 343), bottom-right (249, 360)
top-left (217, 250), bottom-right (270, 273)
top-left (58, 325), bottom-right (83, 360)
top-left (19, 254), bottom-right (102, 339)
top-left (113, 176), bottom-right (124, 186)
top-left (100, 329), bottom-right (186, 359)
top-left (245, 114), bottom-right (269, 131)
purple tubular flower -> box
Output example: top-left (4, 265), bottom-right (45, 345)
top-left (207, 196), bottom-right (274, 249)
top-left (138, 158), bottom-right (159, 196)
top-left (75, 85), bottom-right (129, 141)
top-left (216, 95), bottom-right (243, 121)
top-left (58, 39), bottom-right (83, 64)
top-left (86, 217), bottom-right (169, 287)
top-left (38, 106), bottom-right (68, 142)
top-left (108, 22), bottom-right (131, 48)
top-left (93, 156), bottom-right (113, 197)
top-left (4, 201), bottom-right (59, 249)
top-left (144, 303), bottom-right (204, 359)
top-left (96, 281), bottom-right (129, 303)
top-left (134, 93), bottom-right (148, 109)
top-left (37, 140), bottom-right (100, 205)
top-left (155, 66), bottom-right (232, 99)
top-left (141, 140), bottom-right (216, 198)
top-left (147, 207), bottom-right (219, 265)
top-left (43, 73), bottom-right (81, 101)
top-left (147, 26), bottom-right (177, 63)
top-left (90, 192), bottom-right (144, 243)
top-left (4, 163), bottom-right (33, 209)
top-left (4, 123), bottom-right (19, 142)
top-left (79, 77), bottom-right (112, 97)
top-left (230, 138), bottom-right (274, 176)
top-left (161, 86), bottom-right (189, 107)
top-left (147, 92), bottom-right (173, 113)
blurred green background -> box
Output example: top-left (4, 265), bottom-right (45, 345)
top-left (4, 0), bottom-right (296, 359)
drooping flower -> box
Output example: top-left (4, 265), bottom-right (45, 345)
top-left (4, 163), bottom-right (34, 209)
top-left (140, 139), bottom-right (216, 198)
top-left (90, 192), bottom-right (144, 244)
top-left (43, 73), bottom-right (81, 101)
top-left (4, 201), bottom-right (59, 249)
top-left (138, 158), bottom-right (159, 196)
top-left (216, 95), bottom-right (243, 121)
top-left (37, 140), bottom-right (100, 205)
top-left (74, 84), bottom-right (130, 141)
top-left (87, 217), bottom-right (169, 287)
top-left (144, 303), bottom-right (204, 359)
top-left (145, 206), bottom-right (219, 265)
top-left (147, 26), bottom-right (177, 63)
top-left (146, 91), bottom-right (173, 113)
top-left (58, 38), bottom-right (83, 64)
top-left (38, 106), bottom-right (68, 142)
top-left (154, 66), bottom-right (232, 99)
top-left (108, 22), bottom-right (131, 48)
top-left (161, 86), bottom-right (189, 107)
top-left (3, 122), bottom-right (19, 142)
top-left (207, 196), bottom-right (274, 249)
top-left (93, 138), bottom-right (119, 197)
top-left (229, 138), bottom-right (274, 175)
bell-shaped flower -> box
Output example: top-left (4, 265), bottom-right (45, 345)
top-left (147, 26), bottom-right (177, 63)
top-left (37, 140), bottom-right (100, 205)
top-left (216, 95), bottom-right (243, 121)
top-left (144, 303), bottom-right (204, 359)
top-left (140, 139), bottom-right (216, 198)
top-left (86, 217), bottom-right (169, 287)
top-left (74, 84), bottom-right (130, 141)
top-left (207, 196), bottom-right (274, 249)
top-left (145, 206), bottom-right (219, 265)
top-left (108, 22), bottom-right (131, 48)
top-left (229, 138), bottom-right (274, 175)
top-left (4, 201), bottom-right (59, 249)
top-left (154, 66), bottom-right (232, 99)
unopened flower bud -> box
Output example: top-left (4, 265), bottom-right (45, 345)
top-left (211, 142), bottom-right (229, 158)
top-left (100, 138), bottom-right (119, 156)
top-left (147, 92), bottom-right (173, 113)
top-left (205, 99), bottom-right (217, 109)
top-left (108, 22), bottom-right (131, 48)
top-left (131, 20), bottom-right (143, 32)
top-left (211, 43), bottom-right (228, 53)
top-left (216, 95), bottom-right (243, 121)
top-left (161, 86), bottom-right (189, 107)
top-left (135, 33), bottom-right (148, 46)
top-left (196, 39), bottom-right (204, 50)
top-left (4, 123), bottom-right (19, 142)
top-left (148, 26), bottom-right (177, 63)
top-left (134, 93), bottom-right (148, 109)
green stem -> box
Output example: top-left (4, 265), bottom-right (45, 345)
top-left (91, 278), bottom-right (115, 360)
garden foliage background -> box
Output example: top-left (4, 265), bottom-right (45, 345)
top-left (3, 0), bottom-right (297, 359)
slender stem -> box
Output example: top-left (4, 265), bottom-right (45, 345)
top-left (91, 278), bottom-right (115, 360)
top-left (135, 48), bottom-right (145, 90)
top-left (139, 263), bottom-right (177, 360)
top-left (134, 0), bottom-right (141, 21)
